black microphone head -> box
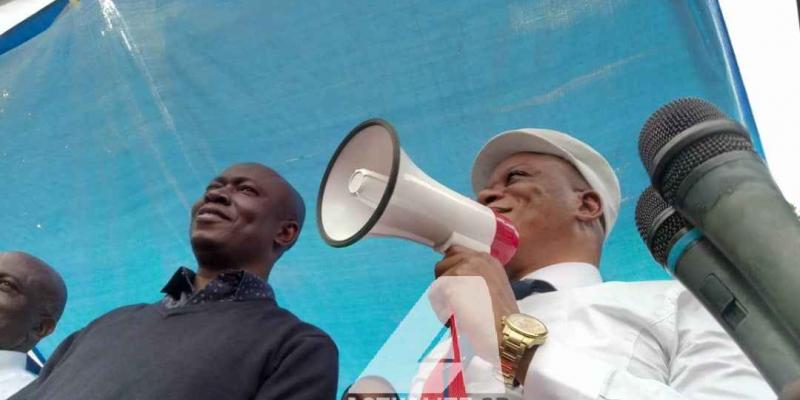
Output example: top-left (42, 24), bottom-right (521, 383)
top-left (639, 98), bottom-right (726, 176)
top-left (635, 186), bottom-right (691, 266)
top-left (638, 98), bottom-right (754, 204)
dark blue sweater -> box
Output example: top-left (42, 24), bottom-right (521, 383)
top-left (11, 299), bottom-right (338, 399)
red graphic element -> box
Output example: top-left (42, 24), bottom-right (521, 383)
top-left (490, 213), bottom-right (519, 265)
top-left (421, 317), bottom-right (467, 399)
top-left (422, 213), bottom-right (518, 399)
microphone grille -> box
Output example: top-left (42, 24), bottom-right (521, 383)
top-left (638, 98), bottom-right (727, 177)
top-left (634, 187), bottom-right (667, 241)
top-left (635, 186), bottom-right (691, 266)
top-left (659, 132), bottom-right (753, 204)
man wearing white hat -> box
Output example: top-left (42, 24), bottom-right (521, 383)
top-left (429, 128), bottom-right (773, 399)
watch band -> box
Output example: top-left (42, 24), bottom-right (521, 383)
top-left (499, 330), bottom-right (529, 386)
top-left (498, 314), bottom-right (547, 388)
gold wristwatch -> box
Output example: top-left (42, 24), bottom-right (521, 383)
top-left (499, 313), bottom-right (548, 388)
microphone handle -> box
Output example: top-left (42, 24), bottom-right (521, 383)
top-left (675, 234), bottom-right (800, 391)
top-left (677, 152), bottom-right (800, 345)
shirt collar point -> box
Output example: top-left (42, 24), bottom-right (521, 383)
top-left (519, 262), bottom-right (601, 291)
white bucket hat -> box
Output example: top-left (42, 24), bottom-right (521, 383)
top-left (471, 129), bottom-right (621, 237)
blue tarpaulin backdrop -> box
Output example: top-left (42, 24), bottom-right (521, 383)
top-left (0, 0), bottom-right (759, 394)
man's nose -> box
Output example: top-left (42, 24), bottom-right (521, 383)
top-left (477, 186), bottom-right (504, 205)
top-left (205, 186), bottom-right (231, 205)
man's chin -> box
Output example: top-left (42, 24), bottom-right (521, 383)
top-left (190, 231), bottom-right (225, 253)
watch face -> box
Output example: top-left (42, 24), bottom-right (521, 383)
top-left (507, 313), bottom-right (547, 337)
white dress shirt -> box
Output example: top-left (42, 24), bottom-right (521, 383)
top-left (414, 262), bottom-right (775, 399)
top-left (0, 350), bottom-right (36, 400)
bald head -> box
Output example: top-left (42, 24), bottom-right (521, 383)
top-left (190, 163), bottom-right (306, 276)
top-left (232, 163), bottom-right (306, 245)
top-left (0, 251), bottom-right (67, 351)
top-left (343, 375), bottom-right (397, 400)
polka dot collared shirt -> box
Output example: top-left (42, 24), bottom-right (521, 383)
top-left (160, 266), bottom-right (274, 309)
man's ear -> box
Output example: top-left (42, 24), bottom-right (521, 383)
top-left (33, 316), bottom-right (56, 341)
top-left (274, 220), bottom-right (300, 251)
top-left (576, 190), bottom-right (603, 224)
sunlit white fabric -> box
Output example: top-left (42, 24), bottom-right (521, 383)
top-left (414, 262), bottom-right (775, 399)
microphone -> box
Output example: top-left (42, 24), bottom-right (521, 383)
top-left (636, 186), bottom-right (800, 391)
top-left (638, 97), bottom-right (800, 389)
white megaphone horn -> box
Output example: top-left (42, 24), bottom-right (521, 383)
top-left (316, 119), bottom-right (519, 264)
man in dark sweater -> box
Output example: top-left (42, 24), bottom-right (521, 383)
top-left (12, 163), bottom-right (338, 400)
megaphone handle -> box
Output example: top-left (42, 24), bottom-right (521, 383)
top-left (435, 214), bottom-right (519, 266)
top-left (435, 232), bottom-right (490, 254)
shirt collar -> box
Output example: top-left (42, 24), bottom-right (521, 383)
top-left (161, 266), bottom-right (197, 298)
top-left (519, 262), bottom-right (602, 291)
top-left (0, 350), bottom-right (28, 371)
top-left (160, 266), bottom-right (274, 303)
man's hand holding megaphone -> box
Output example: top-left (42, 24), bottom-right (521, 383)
top-left (430, 245), bottom-right (532, 384)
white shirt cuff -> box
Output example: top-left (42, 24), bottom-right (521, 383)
top-left (524, 338), bottom-right (615, 400)
top-left (463, 354), bottom-right (513, 396)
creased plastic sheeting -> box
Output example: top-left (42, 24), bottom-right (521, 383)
top-left (0, 0), bottom-right (757, 394)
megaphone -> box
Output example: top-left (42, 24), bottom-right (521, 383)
top-left (317, 119), bottom-right (519, 264)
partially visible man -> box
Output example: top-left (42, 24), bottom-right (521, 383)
top-left (0, 252), bottom-right (66, 399)
top-left (13, 163), bottom-right (338, 400)
top-left (421, 129), bottom-right (774, 399)
top-left (342, 375), bottom-right (398, 400)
